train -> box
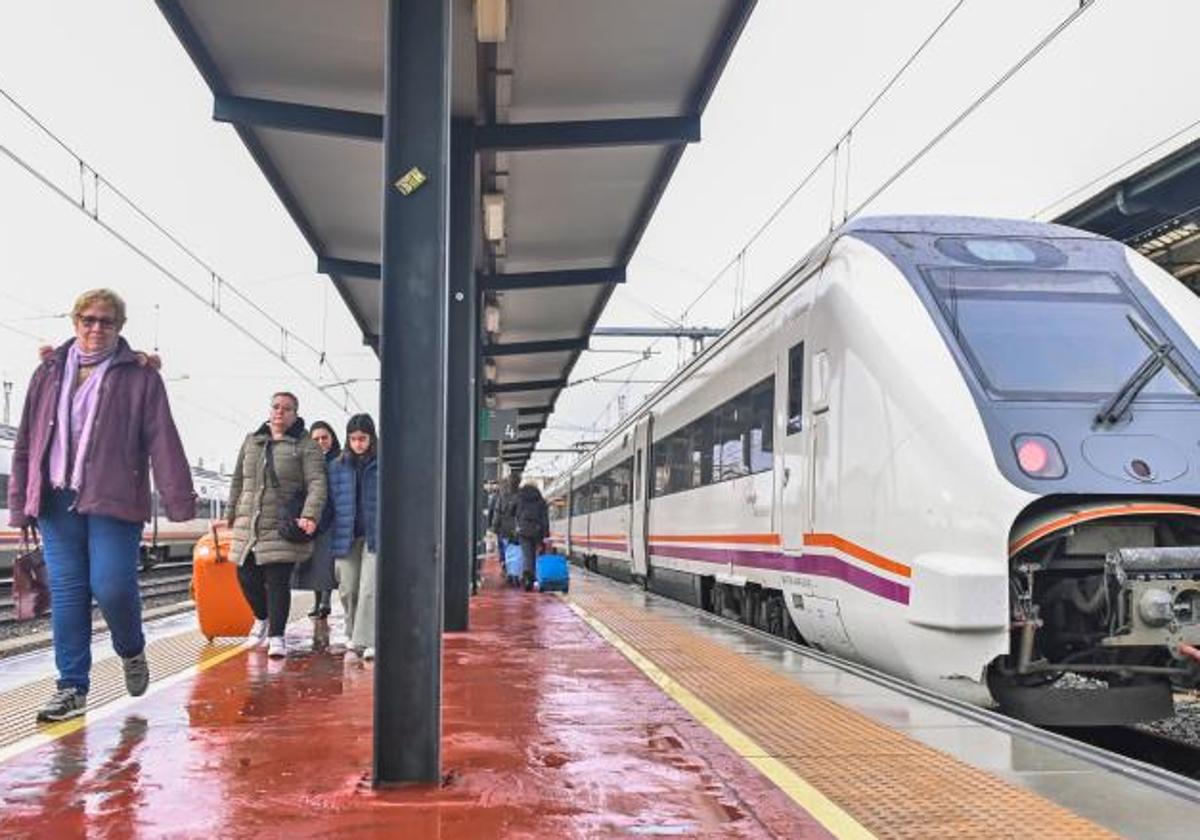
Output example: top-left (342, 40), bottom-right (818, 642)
top-left (548, 215), bottom-right (1200, 726)
top-left (0, 423), bottom-right (229, 575)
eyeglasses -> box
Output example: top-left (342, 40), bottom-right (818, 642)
top-left (76, 315), bottom-right (118, 330)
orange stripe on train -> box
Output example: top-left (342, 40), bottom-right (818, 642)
top-left (1009, 503), bottom-right (1200, 556)
top-left (803, 532), bottom-right (911, 579)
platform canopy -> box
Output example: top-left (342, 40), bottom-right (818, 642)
top-left (1055, 137), bottom-right (1200, 293)
top-left (156, 0), bottom-right (755, 466)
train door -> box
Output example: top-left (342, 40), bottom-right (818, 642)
top-left (565, 474), bottom-right (574, 557)
top-left (629, 415), bottom-right (652, 577)
top-left (808, 350), bottom-right (831, 532)
top-left (780, 329), bottom-right (810, 553)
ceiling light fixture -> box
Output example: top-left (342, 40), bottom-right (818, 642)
top-left (484, 303), bottom-right (501, 334)
top-left (475, 0), bottom-right (508, 43)
top-left (482, 192), bottom-right (505, 243)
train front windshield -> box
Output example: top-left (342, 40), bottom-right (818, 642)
top-left (923, 267), bottom-right (1197, 401)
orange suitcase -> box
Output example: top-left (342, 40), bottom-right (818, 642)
top-left (191, 523), bottom-right (254, 641)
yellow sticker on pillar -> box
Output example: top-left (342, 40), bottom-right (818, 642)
top-left (395, 167), bottom-right (428, 196)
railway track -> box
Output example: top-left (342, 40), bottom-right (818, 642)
top-left (594, 568), bottom-right (1200, 803)
top-left (1051, 724), bottom-right (1200, 781)
top-left (0, 561), bottom-right (194, 627)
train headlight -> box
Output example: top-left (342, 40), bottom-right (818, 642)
top-left (1012, 434), bottom-right (1066, 479)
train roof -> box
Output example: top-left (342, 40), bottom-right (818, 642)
top-left (843, 214), bottom-right (1106, 240)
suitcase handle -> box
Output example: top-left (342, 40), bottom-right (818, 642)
top-left (209, 521), bottom-right (226, 564)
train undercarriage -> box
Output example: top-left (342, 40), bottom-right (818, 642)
top-left (991, 506), bottom-right (1200, 726)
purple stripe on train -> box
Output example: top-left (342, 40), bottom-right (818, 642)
top-left (648, 543), bottom-right (910, 606)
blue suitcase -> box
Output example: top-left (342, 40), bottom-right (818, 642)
top-left (535, 553), bottom-right (569, 593)
top-left (504, 543), bottom-right (525, 584)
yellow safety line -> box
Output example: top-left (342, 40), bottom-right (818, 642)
top-left (0, 636), bottom-right (248, 766)
top-left (564, 598), bottom-right (876, 840)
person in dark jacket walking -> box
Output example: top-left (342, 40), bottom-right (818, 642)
top-left (292, 420), bottom-right (340, 621)
top-left (489, 473), bottom-right (520, 557)
top-left (227, 392), bottom-right (327, 659)
top-left (8, 289), bottom-right (196, 722)
top-left (328, 414), bottom-right (379, 660)
top-left (513, 483), bottom-right (549, 590)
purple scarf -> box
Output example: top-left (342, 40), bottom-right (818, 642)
top-left (48, 341), bottom-right (117, 492)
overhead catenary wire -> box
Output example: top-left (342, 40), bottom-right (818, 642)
top-left (0, 83), bottom-right (362, 413)
top-left (1031, 112), bottom-right (1200, 221)
top-left (848, 0), bottom-right (1098, 218)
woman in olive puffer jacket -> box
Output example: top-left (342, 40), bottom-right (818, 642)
top-left (227, 391), bottom-right (327, 658)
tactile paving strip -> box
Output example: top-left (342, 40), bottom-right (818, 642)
top-left (571, 580), bottom-right (1119, 840)
top-left (0, 631), bottom-right (240, 751)
top-left (0, 596), bottom-right (308, 752)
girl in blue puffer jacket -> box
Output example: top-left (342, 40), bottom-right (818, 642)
top-left (328, 414), bottom-right (378, 660)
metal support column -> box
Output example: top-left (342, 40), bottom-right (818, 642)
top-left (444, 118), bottom-right (476, 631)
top-left (375, 0), bottom-right (450, 785)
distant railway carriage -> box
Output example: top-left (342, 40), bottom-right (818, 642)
top-left (549, 215), bottom-right (1200, 726)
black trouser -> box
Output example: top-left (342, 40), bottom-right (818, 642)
top-left (312, 590), bottom-right (332, 613)
top-left (236, 553), bottom-right (294, 637)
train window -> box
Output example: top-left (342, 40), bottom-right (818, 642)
top-left (691, 415), bottom-right (715, 487)
top-left (635, 450), bottom-right (642, 501)
top-left (715, 399), bottom-right (750, 480)
top-left (653, 443), bottom-right (669, 497)
top-left (925, 268), bottom-right (1197, 399)
top-left (787, 342), bottom-right (804, 434)
top-left (667, 431), bottom-right (692, 494)
top-left (592, 473), bottom-right (611, 513)
top-left (649, 375), bottom-right (776, 497)
top-left (749, 378), bottom-right (774, 471)
top-left (0, 474), bottom-right (7, 508)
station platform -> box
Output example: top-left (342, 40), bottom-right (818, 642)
top-left (0, 565), bottom-right (1196, 839)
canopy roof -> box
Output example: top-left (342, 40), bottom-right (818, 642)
top-left (1054, 137), bottom-right (1200, 293)
top-left (157, 0), bottom-right (756, 468)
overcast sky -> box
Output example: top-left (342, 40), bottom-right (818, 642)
top-left (0, 1), bottom-right (1196, 479)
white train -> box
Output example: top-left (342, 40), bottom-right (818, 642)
top-left (549, 215), bottom-right (1200, 725)
top-left (0, 423), bottom-right (229, 575)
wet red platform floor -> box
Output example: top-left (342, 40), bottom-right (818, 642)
top-left (0, 568), bottom-right (829, 839)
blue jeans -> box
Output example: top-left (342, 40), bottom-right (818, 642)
top-left (39, 490), bottom-right (145, 694)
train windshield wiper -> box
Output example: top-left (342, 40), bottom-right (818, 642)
top-left (1095, 315), bottom-right (1200, 425)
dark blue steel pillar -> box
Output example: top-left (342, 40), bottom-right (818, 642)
top-left (444, 118), bottom-right (476, 631)
top-left (375, 0), bottom-right (450, 785)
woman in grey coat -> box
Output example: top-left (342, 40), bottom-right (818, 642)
top-left (227, 391), bottom-right (327, 658)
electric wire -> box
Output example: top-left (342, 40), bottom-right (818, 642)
top-left (1032, 113), bottom-right (1200, 221)
top-left (0, 84), bottom-right (362, 412)
top-left (848, 0), bottom-right (1098, 217)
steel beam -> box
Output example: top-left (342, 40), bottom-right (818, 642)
top-left (213, 94), bottom-right (383, 141)
top-left (482, 337), bottom-right (588, 357)
top-left (479, 266), bottom-right (625, 291)
top-left (443, 118), bottom-right (475, 634)
top-left (476, 116), bottom-right (699, 151)
top-left (375, 0), bottom-right (448, 786)
top-left (484, 378), bottom-right (567, 394)
top-left (317, 255), bottom-right (382, 280)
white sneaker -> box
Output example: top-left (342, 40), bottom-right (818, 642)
top-left (362, 647), bottom-right (375, 661)
top-left (245, 619), bottom-right (268, 647)
top-left (267, 636), bottom-right (287, 659)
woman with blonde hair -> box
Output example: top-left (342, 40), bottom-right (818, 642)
top-left (8, 288), bottom-right (196, 722)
